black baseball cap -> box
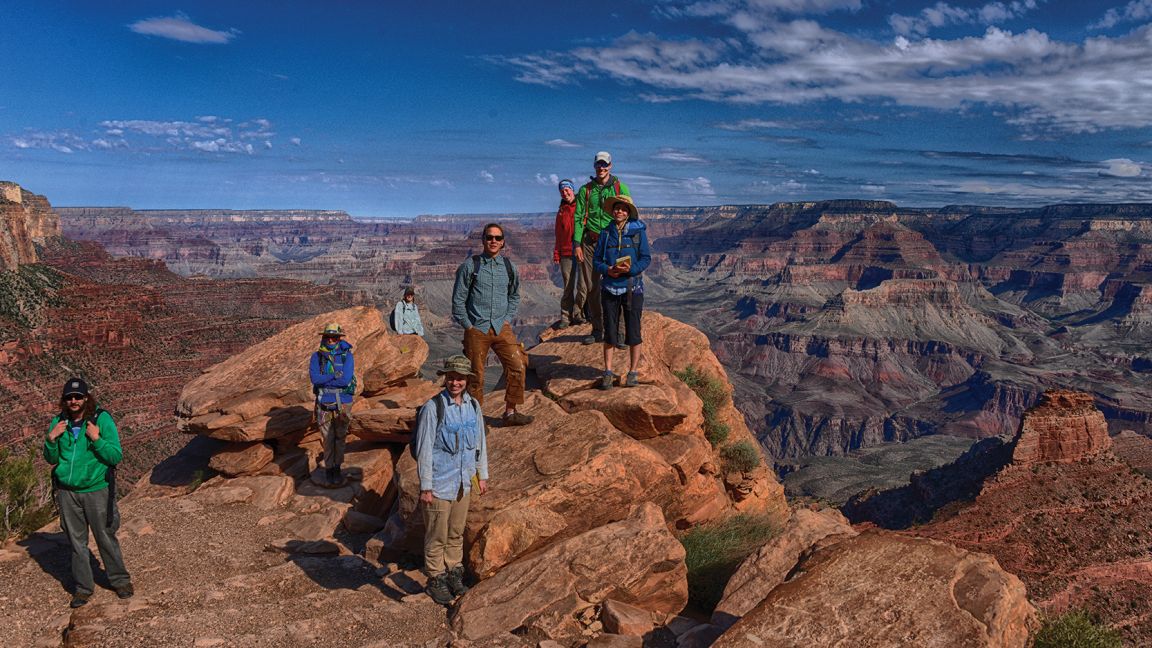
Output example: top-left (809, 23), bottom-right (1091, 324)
top-left (62, 377), bottom-right (89, 398)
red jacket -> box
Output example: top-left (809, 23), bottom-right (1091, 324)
top-left (553, 200), bottom-right (576, 261)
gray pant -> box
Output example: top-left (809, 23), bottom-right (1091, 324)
top-left (559, 256), bottom-right (579, 324)
top-left (577, 240), bottom-right (603, 336)
top-left (317, 406), bottom-right (350, 470)
top-left (57, 487), bottom-right (131, 595)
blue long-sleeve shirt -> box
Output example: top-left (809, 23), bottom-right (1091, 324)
top-left (415, 390), bottom-right (488, 500)
top-left (392, 301), bottom-right (425, 336)
top-left (451, 253), bottom-right (520, 334)
top-left (309, 339), bottom-right (355, 405)
top-left (593, 218), bottom-right (651, 295)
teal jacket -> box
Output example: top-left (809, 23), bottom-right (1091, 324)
top-left (43, 409), bottom-right (122, 493)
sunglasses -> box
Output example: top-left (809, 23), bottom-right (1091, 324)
top-left (484, 235), bottom-right (504, 241)
top-left (595, 161), bottom-right (611, 168)
top-left (65, 395), bottom-right (86, 402)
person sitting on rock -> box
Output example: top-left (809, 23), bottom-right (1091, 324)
top-left (309, 323), bottom-right (356, 487)
top-left (593, 195), bottom-right (651, 389)
top-left (415, 354), bottom-right (489, 606)
top-left (43, 377), bottom-right (134, 608)
top-left (392, 286), bottom-right (426, 336)
top-left (450, 222), bottom-right (534, 426)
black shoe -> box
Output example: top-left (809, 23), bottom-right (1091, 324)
top-left (571, 317), bottom-right (586, 326)
top-left (615, 343), bottom-right (628, 350)
top-left (445, 565), bottom-right (470, 597)
top-left (116, 583), bottom-right (134, 599)
top-left (598, 373), bottom-right (616, 390)
top-left (425, 574), bottom-right (454, 606)
top-left (70, 592), bottom-right (90, 608)
top-left (582, 333), bottom-right (603, 345)
top-left (554, 320), bottom-right (569, 330)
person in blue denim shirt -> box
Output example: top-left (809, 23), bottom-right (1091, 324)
top-left (415, 354), bottom-right (489, 605)
top-left (309, 323), bottom-right (355, 487)
top-left (392, 287), bottom-right (425, 336)
top-left (593, 195), bottom-right (651, 389)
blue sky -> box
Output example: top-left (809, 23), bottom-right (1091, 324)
top-left (3, 0), bottom-right (1152, 216)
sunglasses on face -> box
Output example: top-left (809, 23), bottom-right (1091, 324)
top-left (595, 162), bottom-right (611, 169)
top-left (484, 235), bottom-right (504, 241)
top-left (65, 395), bottom-right (86, 402)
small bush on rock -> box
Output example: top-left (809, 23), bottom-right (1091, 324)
top-left (1, 447), bottom-right (55, 541)
top-left (680, 513), bottom-right (777, 612)
top-left (1034, 610), bottom-right (1122, 648)
top-left (721, 441), bottom-right (761, 473)
top-left (674, 365), bottom-right (730, 448)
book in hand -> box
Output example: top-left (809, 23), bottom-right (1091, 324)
top-left (614, 255), bottom-right (632, 270)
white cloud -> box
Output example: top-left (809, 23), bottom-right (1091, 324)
top-left (128, 13), bottom-right (238, 44)
top-left (479, 170), bottom-right (495, 183)
top-left (1091, 0), bottom-right (1152, 30)
top-left (97, 117), bottom-right (272, 154)
top-left (682, 176), bottom-right (716, 196)
top-left (504, 19), bottom-right (1152, 133)
top-left (1100, 158), bottom-right (1142, 177)
top-left (535, 173), bottom-right (562, 186)
top-left (758, 178), bottom-right (807, 193)
top-left (860, 183), bottom-right (887, 194)
top-left (545, 138), bottom-right (581, 148)
top-left (889, 1), bottom-right (1040, 37)
top-left (653, 147), bottom-right (708, 163)
top-left (8, 131), bottom-right (88, 154)
top-left (715, 118), bottom-right (798, 130)
top-left (290, 137), bottom-right (302, 146)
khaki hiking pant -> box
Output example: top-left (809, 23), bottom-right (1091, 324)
top-left (463, 323), bottom-right (525, 407)
top-left (576, 239), bottom-right (603, 336)
top-left (317, 406), bottom-right (350, 469)
top-left (422, 486), bottom-right (471, 577)
top-left (57, 487), bottom-right (131, 596)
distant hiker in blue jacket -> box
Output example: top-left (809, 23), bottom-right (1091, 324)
top-left (310, 323), bottom-right (355, 486)
top-left (43, 377), bottom-right (133, 608)
top-left (392, 287), bottom-right (425, 336)
top-left (593, 195), bottom-right (651, 389)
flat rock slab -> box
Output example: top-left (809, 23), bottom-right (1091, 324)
top-left (451, 503), bottom-right (687, 642)
top-left (711, 531), bottom-right (1036, 648)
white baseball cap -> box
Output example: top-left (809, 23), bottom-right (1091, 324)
top-left (594, 151), bottom-right (612, 165)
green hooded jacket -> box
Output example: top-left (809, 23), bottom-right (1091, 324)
top-left (573, 175), bottom-right (630, 247)
top-left (43, 409), bottom-right (122, 493)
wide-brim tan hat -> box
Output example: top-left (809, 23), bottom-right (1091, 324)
top-left (319, 323), bottom-right (346, 337)
top-left (437, 354), bottom-right (476, 377)
top-left (602, 194), bottom-right (638, 221)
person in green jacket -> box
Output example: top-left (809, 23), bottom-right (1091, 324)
top-left (43, 377), bottom-right (133, 608)
top-left (573, 151), bottom-right (630, 345)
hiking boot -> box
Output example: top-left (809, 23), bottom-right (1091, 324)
top-left (598, 373), bottom-right (616, 390)
top-left (615, 343), bottom-right (628, 350)
top-left (571, 317), bottom-right (586, 326)
top-left (554, 320), bottom-right (569, 330)
top-left (502, 411), bottom-right (534, 426)
top-left (116, 583), bottom-right (135, 599)
top-left (624, 371), bottom-right (639, 388)
top-left (582, 333), bottom-right (602, 345)
top-left (445, 565), bottom-right (470, 597)
top-left (425, 574), bottom-right (454, 606)
top-left (70, 592), bottom-right (90, 608)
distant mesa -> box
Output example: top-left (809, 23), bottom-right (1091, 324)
top-left (0, 181), bottom-right (60, 270)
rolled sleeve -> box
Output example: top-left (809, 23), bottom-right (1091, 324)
top-left (451, 263), bottom-right (473, 329)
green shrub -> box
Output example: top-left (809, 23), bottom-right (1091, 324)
top-left (680, 514), bottom-right (777, 612)
top-left (706, 422), bottom-right (730, 447)
top-left (721, 441), bottom-right (762, 473)
top-left (674, 365), bottom-right (730, 448)
top-left (0, 447), bottom-right (55, 541)
top-left (1034, 610), bottom-right (1122, 648)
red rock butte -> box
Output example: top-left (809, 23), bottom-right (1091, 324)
top-left (1010, 389), bottom-right (1113, 465)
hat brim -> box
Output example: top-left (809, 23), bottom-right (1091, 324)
top-left (602, 196), bottom-right (638, 220)
top-left (320, 331), bottom-right (346, 337)
top-left (62, 391), bottom-right (88, 398)
top-left (437, 368), bottom-right (475, 378)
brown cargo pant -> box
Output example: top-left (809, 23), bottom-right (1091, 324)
top-left (463, 323), bottom-right (525, 407)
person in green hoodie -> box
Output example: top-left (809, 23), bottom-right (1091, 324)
top-left (43, 377), bottom-right (133, 608)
